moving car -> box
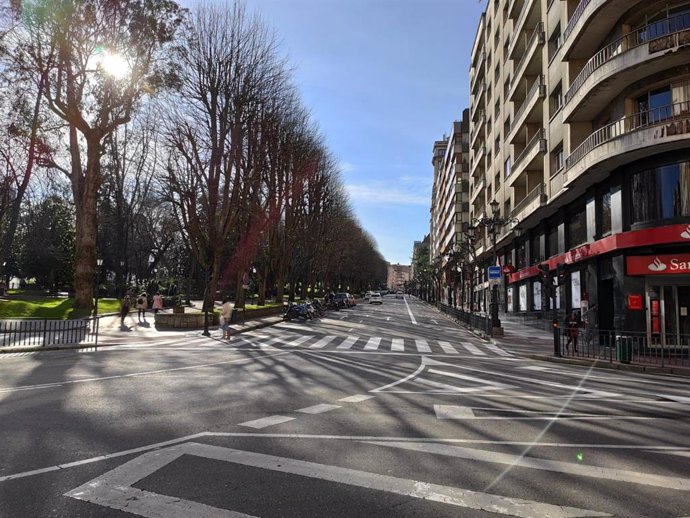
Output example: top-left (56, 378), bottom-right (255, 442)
top-left (395, 290), bottom-right (403, 299)
top-left (369, 293), bottom-right (383, 304)
top-left (333, 292), bottom-right (350, 308)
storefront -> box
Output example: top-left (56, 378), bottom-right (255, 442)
top-left (627, 253), bottom-right (690, 344)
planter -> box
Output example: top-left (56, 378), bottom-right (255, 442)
top-left (172, 306), bottom-right (185, 314)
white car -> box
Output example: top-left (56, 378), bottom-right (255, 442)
top-left (395, 290), bottom-right (403, 299)
top-left (369, 293), bottom-right (383, 304)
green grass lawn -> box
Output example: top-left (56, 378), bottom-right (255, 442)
top-left (0, 298), bottom-right (122, 319)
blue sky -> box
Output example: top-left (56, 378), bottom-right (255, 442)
top-left (185, 0), bottom-right (486, 264)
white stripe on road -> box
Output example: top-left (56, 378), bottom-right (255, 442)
top-left (427, 369), bottom-right (516, 391)
top-left (366, 440), bottom-right (690, 492)
top-left (438, 341), bottom-right (458, 354)
top-left (296, 404), bottom-right (341, 414)
top-left (486, 344), bottom-right (511, 356)
top-left (363, 337), bottom-right (381, 350)
top-left (286, 335), bottom-right (313, 347)
top-left (66, 442), bottom-right (610, 518)
top-left (338, 394), bottom-right (375, 403)
top-left (403, 296), bottom-right (417, 325)
top-left (309, 335), bottom-right (337, 349)
top-left (415, 340), bottom-right (431, 353)
top-left (238, 415), bottom-right (295, 429)
top-left (336, 336), bottom-right (359, 350)
top-left (461, 341), bottom-right (486, 355)
top-left (391, 338), bottom-right (404, 352)
top-left (431, 319), bottom-right (439, 325)
top-left (434, 405), bottom-right (475, 419)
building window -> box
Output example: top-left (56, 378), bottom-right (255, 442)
top-left (550, 83), bottom-right (563, 115)
top-left (531, 233), bottom-right (543, 264)
top-left (601, 190), bottom-right (612, 236)
top-left (568, 207), bottom-right (587, 249)
top-left (504, 158), bottom-right (511, 179)
top-left (630, 161), bottom-right (690, 224)
top-left (548, 24), bottom-right (561, 61)
top-left (548, 226), bottom-right (558, 258)
top-left (516, 240), bottom-right (526, 268)
top-left (552, 144), bottom-right (564, 173)
top-left (637, 86), bottom-right (672, 125)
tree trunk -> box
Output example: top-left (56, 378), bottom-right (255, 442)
top-left (257, 267), bottom-right (267, 306)
top-left (72, 140), bottom-right (101, 309)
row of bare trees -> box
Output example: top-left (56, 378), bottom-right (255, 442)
top-left (0, 1), bottom-right (387, 309)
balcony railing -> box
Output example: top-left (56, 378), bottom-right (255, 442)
top-left (510, 75), bottom-right (545, 134)
top-left (471, 82), bottom-right (486, 119)
top-left (565, 101), bottom-right (690, 171)
top-left (564, 13), bottom-right (690, 105)
top-left (511, 183), bottom-right (545, 218)
top-left (510, 23), bottom-right (544, 92)
top-left (471, 51), bottom-right (486, 91)
top-left (562, 0), bottom-right (592, 44)
top-left (513, 128), bottom-right (546, 170)
top-left (513, 0), bottom-right (536, 42)
top-left (471, 111), bottom-right (485, 143)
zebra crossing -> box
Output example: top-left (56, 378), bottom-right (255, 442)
top-left (244, 329), bottom-right (512, 356)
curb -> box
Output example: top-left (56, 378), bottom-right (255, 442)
top-left (524, 353), bottom-right (690, 378)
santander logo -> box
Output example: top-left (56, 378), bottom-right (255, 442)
top-left (681, 225), bottom-right (690, 239)
top-left (648, 257), bottom-right (667, 272)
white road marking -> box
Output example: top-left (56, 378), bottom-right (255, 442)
top-left (65, 442), bottom-right (610, 518)
top-left (363, 337), bottom-right (382, 350)
top-left (238, 415), bottom-right (295, 429)
top-left (286, 335), bottom-right (313, 347)
top-left (309, 335), bottom-right (337, 348)
top-left (338, 394), bottom-right (375, 403)
top-left (438, 341), bottom-right (458, 354)
top-left (296, 404), bottom-right (341, 414)
top-left (403, 296), bottom-right (418, 325)
top-left (662, 395), bottom-right (690, 404)
top-left (366, 441), bottom-right (690, 492)
top-left (461, 341), bottom-right (486, 355)
top-left (391, 338), bottom-right (404, 352)
top-left (415, 378), bottom-right (475, 392)
top-left (486, 344), bottom-right (511, 356)
top-left (415, 339), bottom-right (431, 353)
top-left (336, 336), bottom-right (359, 349)
top-left (431, 319), bottom-right (439, 324)
top-left (427, 369), bottom-right (516, 391)
top-left (434, 405), bottom-right (475, 419)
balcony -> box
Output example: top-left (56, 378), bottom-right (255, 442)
top-left (565, 101), bottom-right (690, 188)
top-left (563, 17), bottom-right (690, 122)
top-left (507, 0), bottom-right (522, 20)
top-left (508, 75), bottom-right (545, 142)
top-left (508, 24), bottom-right (544, 101)
top-left (508, 3), bottom-right (542, 62)
top-left (471, 82), bottom-right (486, 120)
top-left (510, 183), bottom-right (547, 223)
top-left (471, 111), bottom-right (485, 149)
top-left (470, 176), bottom-right (485, 205)
top-left (508, 128), bottom-right (546, 186)
top-left (470, 51), bottom-right (486, 93)
top-left (470, 145), bottom-right (486, 178)
top-left (561, 0), bottom-right (647, 60)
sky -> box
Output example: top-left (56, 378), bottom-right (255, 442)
top-left (184, 0), bottom-right (487, 265)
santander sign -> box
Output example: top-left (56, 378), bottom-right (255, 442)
top-left (627, 253), bottom-right (690, 275)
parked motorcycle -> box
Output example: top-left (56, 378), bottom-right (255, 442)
top-left (283, 302), bottom-right (311, 321)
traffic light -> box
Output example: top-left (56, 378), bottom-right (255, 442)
top-left (556, 263), bottom-right (568, 286)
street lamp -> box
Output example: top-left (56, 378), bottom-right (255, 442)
top-left (94, 258), bottom-right (103, 317)
top-left (471, 199), bottom-right (519, 334)
top-left (202, 266), bottom-right (211, 337)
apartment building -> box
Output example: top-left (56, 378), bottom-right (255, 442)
top-left (468, 0), bottom-right (690, 342)
top-left (430, 111), bottom-right (470, 305)
top-left (387, 263), bottom-right (412, 291)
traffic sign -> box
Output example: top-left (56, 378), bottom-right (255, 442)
top-left (488, 266), bottom-right (502, 280)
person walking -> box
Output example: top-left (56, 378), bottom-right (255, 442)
top-left (136, 292), bottom-right (148, 321)
top-left (152, 292), bottom-right (163, 314)
top-left (120, 294), bottom-right (131, 325)
top-left (565, 311), bottom-right (581, 352)
top-left (221, 297), bottom-right (232, 339)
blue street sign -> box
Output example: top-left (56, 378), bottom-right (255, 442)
top-left (488, 266), bottom-right (502, 280)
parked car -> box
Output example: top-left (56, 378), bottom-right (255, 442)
top-left (364, 291), bottom-right (373, 300)
top-left (395, 290), bottom-right (403, 299)
top-left (369, 293), bottom-right (383, 304)
top-left (333, 292), bottom-right (351, 308)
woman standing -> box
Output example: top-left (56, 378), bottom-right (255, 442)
top-left (120, 294), bottom-right (131, 325)
top-left (152, 292), bottom-right (164, 314)
top-left (221, 297), bottom-right (233, 339)
top-left (136, 292), bottom-right (148, 321)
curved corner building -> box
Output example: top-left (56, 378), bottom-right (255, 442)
top-left (469, 0), bottom-right (690, 342)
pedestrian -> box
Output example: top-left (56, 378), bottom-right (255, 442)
top-left (221, 297), bottom-right (232, 339)
top-left (136, 292), bottom-right (148, 321)
top-left (120, 294), bottom-right (131, 325)
top-left (152, 292), bottom-right (163, 314)
top-left (565, 311), bottom-right (581, 352)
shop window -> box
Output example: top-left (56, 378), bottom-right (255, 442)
top-left (630, 161), bottom-right (690, 224)
top-left (548, 226), bottom-right (558, 258)
top-left (568, 207), bottom-right (587, 249)
top-left (515, 240), bottom-right (526, 269)
top-left (601, 191), bottom-right (612, 236)
top-left (531, 233), bottom-right (543, 264)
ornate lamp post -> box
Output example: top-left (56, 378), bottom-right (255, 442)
top-left (471, 199), bottom-right (519, 333)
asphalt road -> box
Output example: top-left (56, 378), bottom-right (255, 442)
top-left (1, 295), bottom-right (689, 517)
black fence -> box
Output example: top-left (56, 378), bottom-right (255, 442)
top-left (0, 317), bottom-right (100, 349)
top-left (556, 327), bottom-right (690, 368)
top-left (438, 304), bottom-right (493, 337)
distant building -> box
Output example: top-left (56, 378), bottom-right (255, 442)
top-left (387, 263), bottom-right (411, 291)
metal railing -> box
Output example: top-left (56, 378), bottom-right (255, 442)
top-left (562, 0), bottom-right (592, 43)
top-left (0, 317), bottom-right (100, 349)
top-left (513, 128), bottom-right (545, 170)
top-left (471, 111), bottom-right (485, 144)
top-left (565, 13), bottom-right (690, 105)
top-left (513, 0), bottom-right (537, 44)
top-left (511, 75), bottom-right (545, 134)
top-left (511, 23), bottom-right (544, 84)
top-left (565, 101), bottom-right (690, 170)
top-left (439, 304), bottom-right (493, 337)
top-left (555, 327), bottom-right (690, 368)
top-left (511, 183), bottom-right (545, 218)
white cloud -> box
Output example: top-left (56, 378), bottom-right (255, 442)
top-left (346, 182), bottom-right (430, 206)
top-left (339, 161), bottom-right (356, 173)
